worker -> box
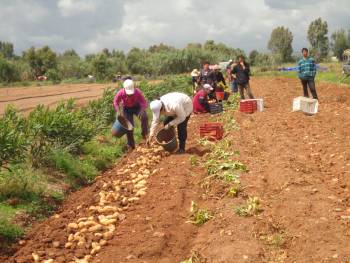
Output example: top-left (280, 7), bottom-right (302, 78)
top-left (213, 65), bottom-right (226, 87)
top-left (232, 55), bottom-right (254, 99)
top-left (298, 48), bottom-right (318, 100)
top-left (112, 79), bottom-right (148, 150)
top-left (191, 69), bottom-right (200, 93)
top-left (148, 92), bottom-right (193, 154)
top-left (193, 84), bottom-right (213, 113)
top-left (197, 61), bottom-right (217, 89)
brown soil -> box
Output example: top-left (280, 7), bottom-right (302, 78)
top-left (1, 77), bottom-right (350, 263)
top-left (0, 83), bottom-right (113, 115)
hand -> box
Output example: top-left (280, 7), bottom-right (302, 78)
top-left (138, 110), bottom-right (146, 119)
top-left (146, 137), bottom-right (152, 147)
top-left (164, 124), bottom-right (171, 130)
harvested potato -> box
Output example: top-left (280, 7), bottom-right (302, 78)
top-left (102, 231), bottom-right (114, 240)
top-left (99, 218), bottom-right (117, 226)
top-left (52, 241), bottom-right (60, 248)
top-left (68, 223), bottom-right (79, 230)
top-left (88, 224), bottom-right (103, 232)
top-left (136, 190), bottom-right (146, 197)
top-left (68, 234), bottom-right (74, 242)
top-left (65, 242), bottom-right (73, 249)
top-left (31, 253), bottom-right (40, 262)
top-left (99, 239), bottom-right (107, 246)
top-left (43, 259), bottom-right (54, 263)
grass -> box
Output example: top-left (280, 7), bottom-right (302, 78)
top-left (0, 218), bottom-right (24, 243)
top-left (188, 201), bottom-right (213, 226)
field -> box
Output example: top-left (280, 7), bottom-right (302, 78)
top-left (0, 83), bottom-right (110, 116)
top-left (0, 77), bottom-right (349, 263)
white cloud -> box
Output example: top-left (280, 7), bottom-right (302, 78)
top-left (57, 0), bottom-right (96, 17)
top-left (0, 0), bottom-right (349, 55)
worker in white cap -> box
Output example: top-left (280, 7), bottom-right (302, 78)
top-left (148, 92), bottom-right (193, 154)
top-left (193, 84), bottom-right (213, 113)
top-left (112, 79), bottom-right (148, 150)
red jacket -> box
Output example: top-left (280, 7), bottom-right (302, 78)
top-left (193, 89), bottom-right (209, 113)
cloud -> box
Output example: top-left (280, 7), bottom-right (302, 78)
top-left (0, 0), bottom-right (349, 56)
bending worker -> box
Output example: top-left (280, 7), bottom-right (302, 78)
top-left (148, 92), bottom-right (193, 154)
top-left (112, 79), bottom-right (148, 150)
top-left (193, 84), bottom-right (213, 113)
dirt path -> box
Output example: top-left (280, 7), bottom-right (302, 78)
top-left (1, 77), bottom-right (350, 263)
top-left (0, 83), bottom-right (114, 115)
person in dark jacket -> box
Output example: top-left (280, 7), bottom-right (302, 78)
top-left (232, 55), bottom-right (254, 99)
top-left (297, 48), bottom-right (318, 100)
top-left (197, 61), bottom-right (217, 88)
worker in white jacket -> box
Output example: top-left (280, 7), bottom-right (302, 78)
top-left (148, 92), bottom-right (193, 154)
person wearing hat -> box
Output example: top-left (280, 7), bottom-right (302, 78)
top-left (112, 79), bottom-right (148, 150)
top-left (190, 69), bottom-right (200, 93)
top-left (148, 92), bottom-right (193, 154)
top-left (197, 61), bottom-right (217, 89)
top-left (213, 65), bottom-right (226, 87)
top-left (192, 84), bottom-right (213, 113)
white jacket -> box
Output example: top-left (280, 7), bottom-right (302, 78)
top-left (149, 92), bottom-right (193, 137)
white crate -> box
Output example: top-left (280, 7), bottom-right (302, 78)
top-left (292, 97), bottom-right (318, 114)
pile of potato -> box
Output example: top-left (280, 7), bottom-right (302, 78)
top-left (31, 145), bottom-right (164, 263)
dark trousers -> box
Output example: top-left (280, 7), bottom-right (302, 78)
top-left (123, 106), bottom-right (148, 148)
top-left (301, 79), bottom-right (318, 100)
top-left (238, 82), bottom-right (254, 99)
top-left (164, 115), bottom-right (190, 151)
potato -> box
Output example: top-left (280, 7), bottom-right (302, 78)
top-left (77, 241), bottom-right (86, 248)
top-left (80, 228), bottom-right (88, 233)
top-left (52, 241), bottom-right (60, 248)
top-left (128, 197), bottom-right (140, 202)
top-left (99, 239), bottom-right (107, 246)
top-left (90, 246), bottom-right (101, 255)
top-left (98, 206), bottom-right (118, 214)
top-left (68, 223), bottom-right (79, 230)
top-left (94, 233), bottom-right (103, 238)
top-left (77, 217), bottom-right (88, 223)
top-left (88, 224), bottom-right (103, 232)
top-left (65, 242), bottom-right (73, 249)
top-left (100, 218), bottom-right (117, 226)
top-left (136, 190), bottom-right (146, 197)
top-left (102, 231), bottom-right (114, 240)
top-left (68, 234), bottom-right (74, 242)
top-left (43, 259), bottom-right (54, 263)
top-left (31, 253), bottom-right (40, 262)
top-left (91, 242), bottom-right (99, 249)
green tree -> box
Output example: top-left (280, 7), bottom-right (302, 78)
top-left (307, 18), bottom-right (330, 59)
top-left (0, 41), bottom-right (14, 59)
top-left (267, 26), bottom-right (293, 62)
top-left (0, 56), bottom-right (20, 82)
top-left (91, 54), bottom-right (111, 80)
top-left (23, 46), bottom-right (57, 77)
top-left (249, 50), bottom-right (259, 66)
top-left (331, 29), bottom-right (350, 59)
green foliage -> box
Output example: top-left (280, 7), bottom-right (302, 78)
top-left (0, 107), bottom-right (28, 169)
top-left (91, 53), bottom-right (112, 80)
top-left (268, 26), bottom-right (293, 62)
top-left (235, 197), bottom-right (262, 217)
top-left (0, 56), bottom-right (20, 82)
top-left (0, 165), bottom-right (46, 201)
top-left (0, 218), bottom-right (24, 243)
top-left (0, 41), bottom-right (14, 59)
top-left (47, 148), bottom-right (98, 185)
top-left (188, 201), bottom-right (213, 226)
top-left (23, 45), bottom-right (58, 77)
top-left (331, 29), bottom-right (350, 59)
top-left (27, 100), bottom-right (95, 165)
top-left (308, 18), bottom-right (330, 60)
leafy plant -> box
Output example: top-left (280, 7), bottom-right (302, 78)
top-left (189, 155), bottom-right (198, 166)
top-left (188, 201), bottom-right (213, 226)
top-left (235, 197), bottom-right (262, 217)
top-left (0, 218), bottom-right (24, 243)
top-left (228, 183), bottom-right (241, 197)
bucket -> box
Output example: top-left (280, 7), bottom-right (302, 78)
top-left (112, 115), bottom-right (133, 138)
top-left (156, 127), bottom-right (178, 152)
top-left (216, 92), bottom-right (225, 101)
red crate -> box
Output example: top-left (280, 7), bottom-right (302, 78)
top-left (199, 122), bottom-right (224, 141)
top-left (240, 100), bottom-right (257, 114)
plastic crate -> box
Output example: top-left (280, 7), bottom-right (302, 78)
top-left (200, 122), bottom-right (224, 141)
top-left (240, 100), bottom-right (257, 114)
top-left (209, 102), bottom-right (223, 114)
top-left (292, 96), bottom-right (318, 115)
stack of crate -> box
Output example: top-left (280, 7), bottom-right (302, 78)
top-left (199, 122), bottom-right (224, 141)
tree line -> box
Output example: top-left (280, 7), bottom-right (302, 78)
top-left (0, 17), bottom-right (349, 83)
top-left (0, 40), bottom-right (243, 83)
top-left (250, 17), bottom-right (350, 67)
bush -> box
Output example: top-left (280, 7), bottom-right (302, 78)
top-left (0, 218), bottom-right (23, 243)
top-left (0, 106), bottom-right (28, 169)
top-left (0, 57), bottom-right (20, 83)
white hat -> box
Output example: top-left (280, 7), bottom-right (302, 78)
top-left (150, 100), bottom-right (162, 119)
top-left (203, 84), bottom-right (213, 91)
top-left (123, 79), bottom-right (135, 95)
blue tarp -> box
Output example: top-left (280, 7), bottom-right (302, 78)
top-left (278, 64), bottom-right (328, 72)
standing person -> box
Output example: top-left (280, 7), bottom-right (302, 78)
top-left (190, 69), bottom-right (200, 94)
top-left (148, 92), bottom-right (193, 154)
top-left (192, 84), bottom-right (213, 113)
top-left (298, 48), bottom-right (318, 100)
top-left (214, 65), bottom-right (226, 87)
top-left (229, 61), bottom-right (239, 93)
top-left (112, 79), bottom-right (148, 150)
top-left (197, 61), bottom-right (217, 89)
top-left (232, 55), bottom-right (254, 99)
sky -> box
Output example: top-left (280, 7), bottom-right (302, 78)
top-left (0, 0), bottom-right (349, 56)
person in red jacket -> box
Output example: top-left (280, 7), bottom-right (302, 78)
top-left (112, 79), bottom-right (148, 149)
top-left (193, 84), bottom-right (213, 113)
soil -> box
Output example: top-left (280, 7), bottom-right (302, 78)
top-left (1, 77), bottom-right (350, 263)
top-left (0, 83), bottom-right (112, 115)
